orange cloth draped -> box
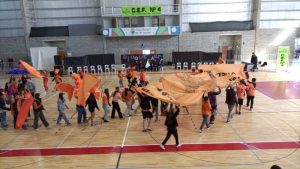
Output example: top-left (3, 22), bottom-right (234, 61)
top-left (72, 73), bottom-right (82, 98)
top-left (20, 60), bottom-right (42, 78)
top-left (77, 73), bottom-right (100, 106)
top-left (90, 81), bottom-right (101, 100)
top-left (15, 97), bottom-right (34, 130)
top-left (55, 83), bottom-right (74, 101)
top-left (135, 65), bottom-right (246, 106)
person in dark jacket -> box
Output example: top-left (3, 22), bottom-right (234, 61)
top-left (0, 89), bottom-right (10, 129)
top-left (250, 52), bottom-right (258, 71)
top-left (86, 93), bottom-right (100, 126)
top-left (138, 92), bottom-right (153, 132)
top-left (208, 87), bottom-right (221, 124)
top-left (160, 105), bottom-right (181, 150)
top-left (225, 84), bottom-right (237, 123)
top-left (33, 93), bottom-right (50, 130)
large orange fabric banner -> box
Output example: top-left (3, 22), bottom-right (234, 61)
top-left (15, 97), bottom-right (34, 130)
top-left (199, 64), bottom-right (246, 80)
top-left (20, 60), bottom-right (43, 78)
top-left (136, 64), bottom-right (246, 106)
top-left (77, 73), bottom-right (100, 106)
top-left (54, 83), bottom-right (74, 101)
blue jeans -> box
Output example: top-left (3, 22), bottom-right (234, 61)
top-left (227, 104), bottom-right (235, 122)
top-left (102, 105), bottom-right (110, 121)
top-left (57, 110), bottom-right (70, 124)
top-left (119, 79), bottom-right (123, 87)
top-left (0, 111), bottom-right (7, 128)
top-left (200, 115), bottom-right (209, 130)
top-left (76, 106), bottom-right (86, 123)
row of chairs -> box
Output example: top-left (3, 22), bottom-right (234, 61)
top-left (67, 64), bottom-right (126, 75)
top-left (176, 61), bottom-right (215, 70)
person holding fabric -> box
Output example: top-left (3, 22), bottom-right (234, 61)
top-left (52, 73), bottom-right (62, 85)
top-left (33, 93), bottom-right (50, 130)
top-left (117, 70), bottom-right (125, 88)
top-left (122, 86), bottom-right (133, 117)
top-left (246, 78), bottom-right (256, 111)
top-left (86, 92), bottom-right (100, 126)
top-left (57, 93), bottom-right (71, 126)
top-left (102, 88), bottom-right (111, 122)
top-left (160, 105), bottom-right (181, 150)
top-left (43, 71), bottom-right (49, 92)
top-left (199, 96), bottom-right (211, 133)
top-left (236, 80), bottom-right (247, 114)
top-left (111, 87), bottom-right (123, 119)
top-left (208, 87), bottom-right (221, 124)
top-left (218, 56), bottom-right (224, 64)
top-left (126, 66), bottom-right (132, 84)
top-left (225, 84), bottom-right (237, 123)
top-left (138, 92), bottom-right (153, 132)
top-left (139, 69), bottom-right (146, 85)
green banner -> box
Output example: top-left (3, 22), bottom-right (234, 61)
top-left (122, 6), bottom-right (161, 16)
top-left (277, 46), bottom-right (290, 68)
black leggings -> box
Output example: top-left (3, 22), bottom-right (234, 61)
top-left (111, 101), bottom-right (123, 118)
top-left (246, 96), bottom-right (255, 108)
top-left (162, 127), bottom-right (179, 146)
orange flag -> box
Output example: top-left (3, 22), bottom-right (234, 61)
top-left (55, 83), bottom-right (74, 101)
top-left (77, 73), bottom-right (100, 106)
top-left (15, 97), bottom-right (34, 130)
top-left (20, 60), bottom-right (43, 78)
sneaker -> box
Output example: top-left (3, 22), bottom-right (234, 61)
top-left (142, 129), bottom-right (148, 132)
top-left (66, 123), bottom-right (71, 126)
top-left (226, 120), bottom-right (230, 123)
top-left (146, 128), bottom-right (152, 131)
top-left (239, 112), bottom-right (241, 115)
top-left (207, 125), bottom-right (211, 129)
top-left (250, 108), bottom-right (253, 111)
top-left (159, 144), bottom-right (165, 150)
top-left (199, 129), bottom-right (203, 133)
top-left (176, 144), bottom-right (182, 148)
top-left (104, 120), bottom-right (109, 123)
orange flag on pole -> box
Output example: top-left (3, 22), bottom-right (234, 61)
top-left (77, 73), bottom-right (100, 106)
top-left (15, 97), bottom-right (34, 130)
top-left (54, 83), bottom-right (74, 101)
top-left (20, 60), bottom-right (43, 78)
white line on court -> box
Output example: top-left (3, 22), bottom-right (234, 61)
top-left (121, 117), bottom-right (131, 148)
top-left (56, 127), bottom-right (75, 147)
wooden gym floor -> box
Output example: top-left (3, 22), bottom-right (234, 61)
top-left (0, 68), bottom-right (300, 169)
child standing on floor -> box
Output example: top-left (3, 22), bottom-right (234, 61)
top-left (33, 93), bottom-right (50, 130)
top-left (199, 96), bottom-right (211, 133)
top-left (57, 93), bottom-right (71, 125)
top-left (236, 80), bottom-right (247, 114)
top-left (43, 71), bottom-right (49, 92)
top-left (246, 78), bottom-right (256, 111)
top-left (117, 70), bottom-right (125, 88)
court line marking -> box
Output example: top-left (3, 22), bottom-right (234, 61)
top-left (219, 112), bottom-right (263, 163)
top-left (116, 116), bottom-right (131, 168)
top-left (56, 127), bottom-right (74, 147)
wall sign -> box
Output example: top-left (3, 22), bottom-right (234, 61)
top-left (121, 6), bottom-right (161, 16)
top-left (103, 26), bottom-right (180, 37)
top-left (277, 46), bottom-right (290, 68)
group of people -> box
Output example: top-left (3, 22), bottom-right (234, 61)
top-left (0, 62), bottom-right (257, 152)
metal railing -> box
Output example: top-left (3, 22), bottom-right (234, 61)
top-left (101, 4), bottom-right (180, 16)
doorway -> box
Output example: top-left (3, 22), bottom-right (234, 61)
top-left (219, 35), bottom-right (242, 63)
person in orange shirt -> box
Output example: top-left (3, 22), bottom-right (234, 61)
top-left (102, 88), bottom-right (111, 122)
top-left (52, 73), bottom-right (62, 85)
top-left (218, 56), bottom-right (224, 64)
top-left (139, 69), bottom-right (146, 85)
top-left (43, 71), bottom-right (49, 92)
top-left (126, 66), bottom-right (132, 84)
top-left (236, 80), bottom-right (246, 114)
top-left (191, 68), bottom-right (198, 75)
top-left (131, 67), bottom-right (138, 86)
top-left (246, 78), bottom-right (256, 111)
top-left (199, 95), bottom-right (211, 133)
